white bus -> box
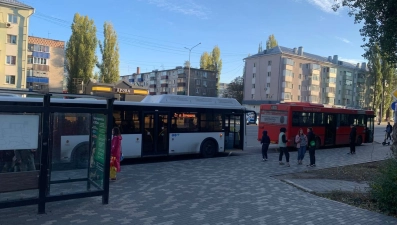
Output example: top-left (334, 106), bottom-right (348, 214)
top-left (0, 95), bottom-right (255, 167)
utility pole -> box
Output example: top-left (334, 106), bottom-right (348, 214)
top-left (184, 42), bottom-right (201, 96)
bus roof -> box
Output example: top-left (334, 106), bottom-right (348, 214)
top-left (141, 95), bottom-right (241, 106)
top-left (260, 102), bottom-right (374, 114)
top-left (0, 95), bottom-right (246, 111)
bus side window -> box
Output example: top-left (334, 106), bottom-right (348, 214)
top-left (292, 112), bottom-right (299, 126)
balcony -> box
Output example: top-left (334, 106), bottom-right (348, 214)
top-left (150, 80), bottom-right (156, 85)
top-left (306, 90), bottom-right (319, 96)
top-left (324, 82), bottom-right (336, 88)
top-left (161, 84), bottom-right (168, 88)
top-left (149, 73), bottom-right (156, 78)
top-left (284, 76), bottom-right (292, 82)
top-left (161, 75), bottom-right (169, 80)
top-left (177, 91), bottom-right (186, 95)
top-left (326, 92), bottom-right (335, 98)
top-left (177, 83), bottom-right (186, 87)
top-left (308, 78), bottom-right (320, 85)
top-left (178, 73), bottom-right (186, 78)
top-left (33, 64), bottom-right (49, 72)
top-left (32, 51), bottom-right (50, 59)
top-left (138, 78), bottom-right (143, 82)
top-left (357, 77), bottom-right (365, 83)
top-left (149, 84), bottom-right (156, 88)
top-left (327, 73), bottom-right (337, 78)
top-left (160, 92), bottom-right (168, 94)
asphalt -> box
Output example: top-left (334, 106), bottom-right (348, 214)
top-left (0, 142), bottom-right (395, 225)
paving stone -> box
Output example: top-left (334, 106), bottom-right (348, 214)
top-left (0, 144), bottom-right (396, 225)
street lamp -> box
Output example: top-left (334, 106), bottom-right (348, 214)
top-left (184, 42), bottom-right (201, 96)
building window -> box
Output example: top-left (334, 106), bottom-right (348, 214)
top-left (28, 44), bottom-right (50, 53)
top-left (253, 73), bottom-right (255, 78)
top-left (254, 63), bottom-right (256, 67)
top-left (5, 75), bottom-right (15, 84)
top-left (203, 80), bottom-right (207, 86)
top-left (306, 64), bottom-right (309, 68)
top-left (252, 84), bottom-right (255, 88)
top-left (196, 88), bottom-right (200, 93)
top-left (298, 96), bottom-right (300, 101)
top-left (298, 85), bottom-right (301, 90)
top-left (299, 63), bottom-right (302, 68)
top-left (33, 57), bottom-right (47, 65)
top-left (267, 72), bottom-right (271, 77)
top-left (266, 83), bottom-right (270, 87)
top-left (7, 35), bottom-right (17, 44)
top-left (27, 55), bottom-right (33, 64)
top-left (299, 74), bottom-right (301, 79)
top-left (203, 72), bottom-right (207, 78)
top-left (6, 56), bottom-right (16, 65)
top-left (268, 61), bottom-right (272, 66)
top-left (8, 14), bottom-right (17, 24)
top-left (251, 94), bottom-right (254, 99)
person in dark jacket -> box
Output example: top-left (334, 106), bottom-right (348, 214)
top-left (260, 130), bottom-right (270, 161)
top-left (307, 127), bottom-right (316, 167)
top-left (278, 127), bottom-right (289, 167)
top-left (386, 122), bottom-right (392, 141)
top-left (349, 124), bottom-right (357, 154)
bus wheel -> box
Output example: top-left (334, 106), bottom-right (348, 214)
top-left (356, 136), bottom-right (363, 146)
top-left (201, 139), bottom-right (218, 158)
top-left (72, 142), bottom-right (89, 169)
top-left (315, 138), bottom-right (321, 149)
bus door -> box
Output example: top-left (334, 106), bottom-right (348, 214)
top-left (224, 114), bottom-right (243, 149)
top-left (324, 113), bottom-right (337, 145)
top-left (365, 116), bottom-right (374, 143)
top-left (142, 112), bottom-right (169, 156)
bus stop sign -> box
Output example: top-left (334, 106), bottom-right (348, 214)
top-left (392, 102), bottom-right (397, 111)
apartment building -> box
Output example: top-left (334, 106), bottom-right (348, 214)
top-left (27, 36), bottom-right (65, 92)
top-left (121, 67), bottom-right (218, 97)
top-left (243, 46), bottom-right (368, 112)
top-left (0, 0), bottom-right (34, 89)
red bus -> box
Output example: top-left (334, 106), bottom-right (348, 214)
top-left (257, 102), bottom-right (375, 148)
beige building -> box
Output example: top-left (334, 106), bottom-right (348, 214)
top-left (27, 36), bottom-right (65, 92)
top-left (0, 0), bottom-right (34, 89)
top-left (121, 66), bottom-right (218, 97)
top-left (243, 46), bottom-right (368, 112)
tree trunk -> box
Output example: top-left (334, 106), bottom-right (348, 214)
top-left (391, 124), bottom-right (397, 158)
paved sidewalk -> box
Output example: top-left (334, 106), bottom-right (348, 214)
top-left (0, 143), bottom-right (396, 225)
top-left (284, 179), bottom-right (369, 193)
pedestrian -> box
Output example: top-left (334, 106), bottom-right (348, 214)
top-left (348, 124), bottom-right (356, 154)
top-left (307, 127), bottom-right (316, 167)
top-left (260, 130), bottom-right (270, 161)
top-left (295, 128), bottom-right (307, 165)
top-left (110, 127), bottom-right (122, 181)
top-left (278, 127), bottom-right (289, 167)
top-left (386, 122), bottom-right (392, 141)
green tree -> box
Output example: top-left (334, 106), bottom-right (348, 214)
top-left (381, 59), bottom-right (395, 119)
top-left (200, 52), bottom-right (211, 69)
top-left (333, 0), bottom-right (397, 64)
top-left (367, 45), bottom-right (382, 112)
top-left (266, 34), bottom-right (278, 49)
top-left (184, 60), bottom-right (190, 68)
top-left (199, 46), bottom-right (223, 94)
top-left (65, 13), bottom-right (97, 94)
top-left (97, 22), bottom-right (120, 84)
top-left (223, 76), bottom-right (243, 104)
top-left (258, 42), bottom-right (263, 53)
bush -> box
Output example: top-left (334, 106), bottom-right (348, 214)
top-left (369, 158), bottom-right (397, 214)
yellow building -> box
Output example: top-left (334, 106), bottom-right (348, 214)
top-left (0, 0), bottom-right (34, 89)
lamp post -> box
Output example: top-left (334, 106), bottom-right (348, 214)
top-left (184, 42), bottom-right (201, 96)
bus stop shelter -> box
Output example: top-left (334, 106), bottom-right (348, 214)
top-left (0, 90), bottom-right (114, 214)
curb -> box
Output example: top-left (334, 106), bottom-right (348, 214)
top-left (283, 179), bottom-right (313, 193)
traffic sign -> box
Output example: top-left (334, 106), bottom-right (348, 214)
top-left (392, 89), bottom-right (397, 99)
top-left (392, 102), bottom-right (397, 111)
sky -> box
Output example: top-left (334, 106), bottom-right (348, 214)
top-left (21, 0), bottom-right (366, 83)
